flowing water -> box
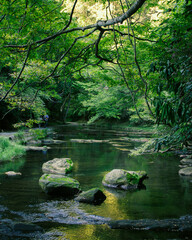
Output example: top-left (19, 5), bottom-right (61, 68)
top-left (0, 124), bottom-right (192, 239)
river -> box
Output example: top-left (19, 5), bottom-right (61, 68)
top-left (0, 124), bottom-right (191, 239)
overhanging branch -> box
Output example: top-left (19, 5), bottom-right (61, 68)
top-left (4, 0), bottom-right (146, 49)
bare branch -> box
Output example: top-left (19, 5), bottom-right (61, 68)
top-left (62, 0), bottom-right (78, 31)
top-left (95, 29), bottom-right (114, 63)
top-left (104, 28), bottom-right (157, 42)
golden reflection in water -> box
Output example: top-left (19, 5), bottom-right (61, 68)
top-left (57, 225), bottom-right (109, 240)
top-left (102, 190), bottom-right (128, 220)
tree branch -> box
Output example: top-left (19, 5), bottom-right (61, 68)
top-left (4, 0), bottom-right (146, 49)
top-left (0, 44), bottom-right (32, 102)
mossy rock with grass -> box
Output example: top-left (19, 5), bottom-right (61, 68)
top-left (102, 169), bottom-right (148, 190)
top-left (42, 158), bottom-right (73, 175)
top-left (39, 174), bottom-right (81, 196)
top-left (75, 188), bottom-right (106, 205)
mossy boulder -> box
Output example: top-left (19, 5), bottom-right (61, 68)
top-left (102, 169), bottom-right (148, 190)
top-left (39, 174), bottom-right (81, 196)
top-left (75, 188), bottom-right (106, 205)
top-left (42, 158), bottom-right (73, 175)
top-left (179, 167), bottom-right (192, 176)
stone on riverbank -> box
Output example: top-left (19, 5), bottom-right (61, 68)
top-left (75, 188), bottom-right (106, 205)
top-left (39, 174), bottom-right (81, 196)
top-left (25, 146), bottom-right (50, 151)
top-left (179, 167), bottom-right (192, 176)
top-left (180, 158), bottom-right (192, 167)
top-left (70, 139), bottom-right (109, 143)
top-left (102, 169), bottom-right (148, 190)
top-left (5, 171), bottom-right (22, 177)
top-left (42, 158), bottom-right (73, 175)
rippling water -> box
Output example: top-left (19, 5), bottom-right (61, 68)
top-left (0, 124), bottom-right (192, 239)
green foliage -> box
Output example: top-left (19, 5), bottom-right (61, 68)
top-left (0, 0), bottom-right (191, 150)
top-left (146, 0), bottom-right (192, 147)
top-left (74, 82), bottom-right (133, 123)
top-left (130, 139), bottom-right (156, 156)
top-left (14, 130), bottom-right (26, 145)
top-left (29, 128), bottom-right (48, 140)
top-left (0, 137), bottom-right (25, 161)
top-left (0, 0), bottom-right (72, 126)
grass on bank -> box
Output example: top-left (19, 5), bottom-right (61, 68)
top-left (0, 136), bottom-right (25, 161)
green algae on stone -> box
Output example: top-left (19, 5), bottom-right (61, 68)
top-left (39, 174), bottom-right (81, 196)
top-left (42, 158), bottom-right (73, 175)
top-left (102, 169), bottom-right (148, 190)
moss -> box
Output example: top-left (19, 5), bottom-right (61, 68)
top-left (129, 139), bottom-right (155, 156)
top-left (39, 174), bottom-right (81, 196)
top-left (40, 174), bottom-right (79, 186)
top-left (42, 158), bottom-right (74, 175)
top-left (102, 169), bottom-right (148, 189)
top-left (126, 172), bottom-right (140, 185)
top-left (65, 158), bottom-right (73, 173)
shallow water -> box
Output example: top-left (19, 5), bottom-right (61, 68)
top-left (0, 124), bottom-right (192, 239)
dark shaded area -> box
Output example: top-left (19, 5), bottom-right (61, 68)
top-left (109, 215), bottom-right (192, 232)
top-left (75, 188), bottom-right (106, 205)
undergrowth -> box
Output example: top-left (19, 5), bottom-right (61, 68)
top-left (0, 137), bottom-right (25, 161)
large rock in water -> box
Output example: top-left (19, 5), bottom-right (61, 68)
top-left (75, 188), bottom-right (106, 205)
top-left (102, 169), bottom-right (148, 190)
top-left (42, 158), bottom-right (73, 175)
top-left (39, 174), bottom-right (81, 196)
top-left (179, 167), bottom-right (192, 176)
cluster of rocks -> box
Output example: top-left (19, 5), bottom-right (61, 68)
top-left (179, 155), bottom-right (192, 177)
top-left (39, 157), bottom-right (148, 204)
top-left (39, 158), bottom-right (106, 205)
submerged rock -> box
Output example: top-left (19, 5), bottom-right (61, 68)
top-left (42, 158), bottom-right (73, 175)
top-left (39, 174), bottom-right (81, 196)
top-left (102, 169), bottom-right (148, 190)
top-left (108, 215), bottom-right (192, 232)
top-left (75, 188), bottom-right (106, 205)
top-left (179, 167), bottom-right (192, 176)
top-left (12, 223), bottom-right (43, 233)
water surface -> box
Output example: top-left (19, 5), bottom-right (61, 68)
top-left (0, 124), bottom-right (191, 239)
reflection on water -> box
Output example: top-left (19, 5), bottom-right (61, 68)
top-left (0, 157), bottom-right (25, 174)
top-left (48, 224), bottom-right (192, 240)
top-left (0, 124), bottom-right (192, 239)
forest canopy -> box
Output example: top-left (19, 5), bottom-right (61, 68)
top-left (0, 0), bottom-right (191, 148)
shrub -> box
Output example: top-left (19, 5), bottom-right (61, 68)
top-left (0, 137), bottom-right (25, 161)
top-left (14, 130), bottom-right (26, 145)
top-left (29, 128), bottom-right (48, 140)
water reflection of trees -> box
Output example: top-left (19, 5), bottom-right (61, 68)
top-left (0, 158), bottom-right (25, 175)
